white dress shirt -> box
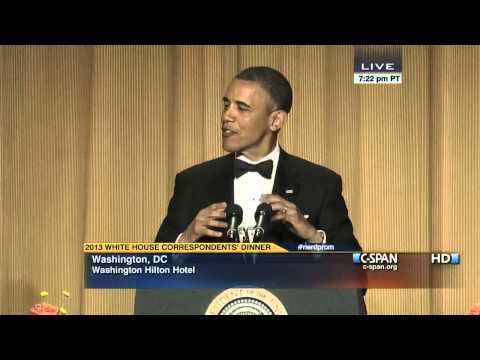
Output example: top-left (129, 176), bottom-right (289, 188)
top-left (234, 142), bottom-right (280, 233)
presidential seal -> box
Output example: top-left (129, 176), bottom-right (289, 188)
top-left (205, 288), bottom-right (288, 315)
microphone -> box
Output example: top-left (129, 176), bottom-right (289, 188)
top-left (253, 203), bottom-right (273, 242)
top-left (226, 204), bottom-right (243, 240)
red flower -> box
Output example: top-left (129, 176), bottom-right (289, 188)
top-left (469, 304), bottom-right (480, 315)
top-left (30, 303), bottom-right (60, 315)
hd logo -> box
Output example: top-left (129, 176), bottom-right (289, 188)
top-left (431, 253), bottom-right (460, 264)
top-left (353, 253), bottom-right (399, 271)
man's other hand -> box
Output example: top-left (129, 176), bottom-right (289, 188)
top-left (260, 194), bottom-right (322, 243)
top-left (179, 202), bottom-right (228, 243)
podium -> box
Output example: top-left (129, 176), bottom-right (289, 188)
top-left (134, 241), bottom-right (367, 315)
top-left (134, 288), bottom-right (367, 315)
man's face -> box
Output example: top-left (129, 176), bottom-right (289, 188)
top-left (221, 79), bottom-right (274, 157)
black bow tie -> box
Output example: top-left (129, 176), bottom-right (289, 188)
top-left (234, 159), bottom-right (274, 179)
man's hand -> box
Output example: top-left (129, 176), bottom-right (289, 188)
top-left (179, 202), bottom-right (228, 243)
top-left (260, 194), bottom-right (322, 243)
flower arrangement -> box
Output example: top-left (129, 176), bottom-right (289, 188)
top-left (470, 304), bottom-right (480, 315)
top-left (30, 290), bottom-right (70, 315)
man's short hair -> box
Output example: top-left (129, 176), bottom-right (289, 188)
top-left (235, 66), bottom-right (293, 114)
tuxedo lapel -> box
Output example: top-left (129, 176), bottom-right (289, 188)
top-left (195, 153), bottom-right (235, 242)
top-left (272, 147), bottom-right (300, 204)
top-left (209, 152), bottom-right (235, 206)
top-left (266, 148), bottom-right (301, 241)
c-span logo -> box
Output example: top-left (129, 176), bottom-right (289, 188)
top-left (353, 252), bottom-right (399, 271)
top-left (205, 288), bottom-right (288, 315)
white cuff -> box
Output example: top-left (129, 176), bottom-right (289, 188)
top-left (316, 230), bottom-right (327, 244)
top-left (175, 233), bottom-right (183, 243)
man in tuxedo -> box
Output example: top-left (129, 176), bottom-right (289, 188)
top-left (156, 66), bottom-right (361, 251)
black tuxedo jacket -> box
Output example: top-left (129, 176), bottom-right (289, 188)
top-left (155, 148), bottom-right (361, 251)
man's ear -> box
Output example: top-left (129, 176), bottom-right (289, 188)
top-left (269, 111), bottom-right (288, 132)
